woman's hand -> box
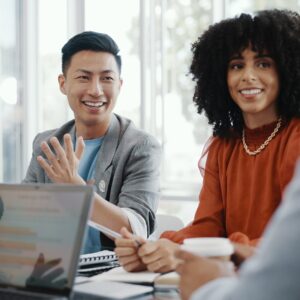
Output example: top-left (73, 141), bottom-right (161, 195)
top-left (137, 239), bottom-right (180, 273)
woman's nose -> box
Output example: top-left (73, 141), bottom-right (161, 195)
top-left (241, 67), bottom-right (257, 82)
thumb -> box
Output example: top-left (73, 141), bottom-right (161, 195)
top-left (120, 227), bottom-right (134, 239)
top-left (75, 136), bottom-right (85, 160)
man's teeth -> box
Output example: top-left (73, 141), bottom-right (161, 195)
top-left (84, 101), bottom-right (104, 108)
top-left (240, 89), bottom-right (262, 95)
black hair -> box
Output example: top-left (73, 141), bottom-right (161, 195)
top-left (190, 9), bottom-right (300, 138)
top-left (61, 31), bottom-right (121, 74)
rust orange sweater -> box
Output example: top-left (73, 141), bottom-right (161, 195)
top-left (161, 118), bottom-right (300, 245)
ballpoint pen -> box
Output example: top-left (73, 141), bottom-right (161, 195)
top-left (88, 220), bottom-right (142, 248)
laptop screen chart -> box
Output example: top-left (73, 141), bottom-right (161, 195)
top-left (0, 189), bottom-right (87, 291)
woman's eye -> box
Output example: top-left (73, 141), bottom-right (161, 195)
top-left (229, 63), bottom-right (243, 70)
top-left (258, 62), bottom-right (271, 68)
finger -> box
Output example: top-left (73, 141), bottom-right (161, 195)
top-left (40, 142), bottom-right (60, 169)
top-left (35, 253), bottom-right (45, 266)
top-left (140, 249), bottom-right (164, 264)
top-left (120, 227), bottom-right (134, 239)
top-left (37, 156), bottom-right (57, 179)
top-left (146, 258), bottom-right (165, 273)
top-left (115, 246), bottom-right (138, 256)
top-left (32, 258), bottom-right (61, 277)
top-left (75, 136), bottom-right (85, 160)
top-left (123, 260), bottom-right (146, 272)
top-left (138, 241), bottom-right (158, 256)
top-left (64, 134), bottom-right (75, 164)
top-left (115, 238), bottom-right (136, 253)
top-left (174, 249), bottom-right (199, 261)
top-left (118, 253), bottom-right (140, 265)
top-left (49, 137), bottom-right (68, 168)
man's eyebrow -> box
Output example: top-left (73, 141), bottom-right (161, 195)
top-left (75, 69), bottom-right (92, 74)
top-left (75, 69), bottom-right (116, 74)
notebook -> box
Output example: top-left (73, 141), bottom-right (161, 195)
top-left (79, 250), bottom-right (117, 267)
top-left (0, 183), bottom-right (93, 299)
top-left (92, 266), bottom-right (180, 290)
top-left (78, 250), bottom-right (119, 275)
top-left (74, 280), bottom-right (153, 299)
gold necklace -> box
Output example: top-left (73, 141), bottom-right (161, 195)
top-left (242, 117), bottom-right (282, 156)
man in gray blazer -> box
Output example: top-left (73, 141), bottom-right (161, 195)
top-left (176, 159), bottom-right (300, 300)
top-left (23, 31), bottom-right (161, 253)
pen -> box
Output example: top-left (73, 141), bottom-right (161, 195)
top-left (87, 220), bottom-right (142, 248)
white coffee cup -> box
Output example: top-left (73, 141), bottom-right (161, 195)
top-left (182, 237), bottom-right (234, 261)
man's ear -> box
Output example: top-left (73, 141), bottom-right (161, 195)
top-left (119, 78), bottom-right (123, 89)
top-left (58, 74), bottom-right (67, 95)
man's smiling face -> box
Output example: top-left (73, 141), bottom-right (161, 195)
top-left (58, 50), bottom-right (122, 136)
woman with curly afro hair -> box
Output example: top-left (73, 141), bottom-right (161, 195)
top-left (115, 9), bottom-right (300, 273)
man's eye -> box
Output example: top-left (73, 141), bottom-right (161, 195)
top-left (78, 75), bottom-right (89, 80)
top-left (104, 76), bottom-right (113, 80)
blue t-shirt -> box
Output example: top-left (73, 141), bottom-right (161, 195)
top-left (77, 137), bottom-right (103, 254)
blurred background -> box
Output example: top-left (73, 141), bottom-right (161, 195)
top-left (1, 0), bottom-right (299, 224)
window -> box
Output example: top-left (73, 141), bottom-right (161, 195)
top-left (0, 0), bottom-right (21, 182)
top-left (3, 0), bottom-right (300, 223)
top-left (85, 0), bottom-right (141, 127)
top-left (39, 0), bottom-right (68, 130)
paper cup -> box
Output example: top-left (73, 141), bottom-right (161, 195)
top-left (182, 237), bottom-right (234, 261)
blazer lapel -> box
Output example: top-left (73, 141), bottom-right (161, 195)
top-left (94, 114), bottom-right (121, 198)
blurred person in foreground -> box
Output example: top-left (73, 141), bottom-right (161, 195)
top-left (176, 158), bottom-right (300, 300)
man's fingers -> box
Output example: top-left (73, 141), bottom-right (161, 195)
top-left (37, 156), bottom-right (56, 179)
top-left (64, 134), bottom-right (75, 163)
top-left (115, 238), bottom-right (138, 248)
top-left (40, 142), bottom-right (60, 168)
top-left (120, 227), bottom-right (134, 239)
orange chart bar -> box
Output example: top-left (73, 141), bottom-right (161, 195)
top-left (0, 226), bottom-right (36, 236)
top-left (0, 240), bottom-right (36, 251)
top-left (0, 254), bottom-right (36, 266)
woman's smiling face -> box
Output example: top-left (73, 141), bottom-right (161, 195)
top-left (227, 47), bottom-right (280, 128)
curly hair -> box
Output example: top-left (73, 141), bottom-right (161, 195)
top-left (190, 9), bottom-right (300, 138)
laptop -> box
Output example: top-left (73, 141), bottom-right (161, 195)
top-left (0, 183), bottom-right (93, 299)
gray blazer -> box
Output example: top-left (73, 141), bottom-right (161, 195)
top-left (191, 160), bottom-right (300, 300)
top-left (23, 114), bottom-right (161, 247)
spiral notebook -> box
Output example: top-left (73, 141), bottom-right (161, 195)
top-left (78, 250), bottom-right (119, 274)
top-left (79, 250), bottom-right (117, 267)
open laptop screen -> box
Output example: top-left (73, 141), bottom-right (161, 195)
top-left (0, 183), bottom-right (93, 297)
